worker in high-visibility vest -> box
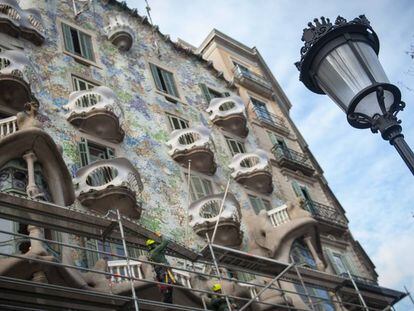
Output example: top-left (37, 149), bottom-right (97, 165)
top-left (208, 283), bottom-right (237, 311)
top-left (146, 236), bottom-right (175, 304)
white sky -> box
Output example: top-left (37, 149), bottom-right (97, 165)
top-left (125, 1), bottom-right (414, 309)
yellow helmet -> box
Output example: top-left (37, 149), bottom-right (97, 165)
top-left (146, 239), bottom-right (156, 247)
top-left (212, 283), bottom-right (222, 292)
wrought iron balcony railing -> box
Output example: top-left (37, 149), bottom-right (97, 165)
top-left (233, 65), bottom-right (273, 92)
top-left (271, 145), bottom-right (314, 176)
top-left (252, 105), bottom-right (289, 133)
top-left (303, 200), bottom-right (348, 228)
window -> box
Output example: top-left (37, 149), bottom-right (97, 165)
top-left (248, 195), bottom-right (272, 214)
top-left (186, 174), bottom-right (213, 201)
top-left (290, 239), bottom-right (317, 268)
top-left (295, 284), bottom-right (335, 311)
top-left (233, 61), bottom-right (250, 73)
top-left (251, 98), bottom-right (274, 124)
top-left (149, 63), bottom-right (179, 98)
top-left (167, 115), bottom-right (189, 131)
top-left (292, 181), bottom-right (315, 214)
top-left (225, 136), bottom-right (246, 156)
top-left (199, 83), bottom-right (230, 103)
top-left (72, 75), bottom-right (98, 91)
top-left (62, 22), bottom-right (95, 62)
top-left (325, 249), bottom-right (358, 277)
top-left (268, 131), bottom-right (286, 148)
top-left (78, 138), bottom-right (115, 167)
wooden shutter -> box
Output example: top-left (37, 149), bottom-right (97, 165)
top-left (343, 254), bottom-right (358, 276)
top-left (149, 63), bottom-right (163, 91)
top-left (161, 69), bottom-right (178, 97)
top-left (325, 248), bottom-right (341, 274)
top-left (291, 181), bottom-right (303, 198)
top-left (79, 32), bottom-right (94, 61)
top-left (248, 195), bottom-right (262, 214)
top-left (78, 138), bottom-right (90, 167)
top-left (62, 23), bottom-right (75, 53)
top-left (199, 83), bottom-right (212, 104)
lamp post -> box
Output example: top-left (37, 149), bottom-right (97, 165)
top-left (295, 15), bottom-right (414, 174)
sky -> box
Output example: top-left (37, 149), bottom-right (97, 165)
top-left (125, 0), bottom-right (414, 309)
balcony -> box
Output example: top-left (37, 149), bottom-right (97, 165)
top-left (104, 16), bottom-right (135, 51)
top-left (166, 125), bottom-right (217, 175)
top-left (64, 86), bottom-right (125, 143)
top-left (0, 0), bottom-right (45, 45)
top-left (302, 200), bottom-right (348, 230)
top-left (189, 193), bottom-right (242, 246)
top-left (0, 50), bottom-right (32, 114)
top-left (267, 204), bottom-right (290, 227)
top-left (251, 105), bottom-right (289, 135)
top-left (229, 150), bottom-right (273, 194)
top-left (271, 145), bottom-right (315, 176)
top-left (232, 65), bottom-right (273, 98)
top-left (0, 115), bottom-right (17, 139)
top-left (108, 260), bottom-right (143, 283)
top-left (75, 158), bottom-right (143, 219)
top-left (206, 95), bottom-right (248, 137)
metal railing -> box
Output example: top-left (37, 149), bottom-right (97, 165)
top-left (0, 116), bottom-right (18, 138)
top-left (267, 204), bottom-right (290, 227)
top-left (252, 105), bottom-right (288, 132)
top-left (233, 65), bottom-right (272, 91)
top-left (272, 145), bottom-right (312, 169)
top-left (303, 200), bottom-right (348, 228)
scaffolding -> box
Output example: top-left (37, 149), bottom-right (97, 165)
top-left (0, 192), bottom-right (408, 311)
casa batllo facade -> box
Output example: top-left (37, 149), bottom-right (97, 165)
top-left (0, 0), bottom-right (406, 310)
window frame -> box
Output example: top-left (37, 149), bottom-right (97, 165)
top-left (248, 194), bottom-right (272, 214)
top-left (71, 74), bottom-right (99, 92)
top-left (185, 173), bottom-right (214, 202)
top-left (148, 62), bottom-right (181, 102)
top-left (167, 114), bottom-right (189, 131)
top-left (199, 83), bottom-right (230, 104)
top-left (225, 136), bottom-right (246, 156)
top-left (78, 137), bottom-right (115, 167)
top-left (58, 19), bottom-right (100, 67)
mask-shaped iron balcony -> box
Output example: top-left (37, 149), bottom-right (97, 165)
top-left (189, 193), bottom-right (242, 247)
top-left (74, 158), bottom-right (143, 219)
top-left (104, 15), bottom-right (135, 51)
top-left (166, 125), bottom-right (217, 175)
top-left (206, 95), bottom-right (248, 138)
top-left (64, 86), bottom-right (125, 143)
top-left (0, 0), bottom-right (45, 45)
top-left (229, 149), bottom-right (273, 194)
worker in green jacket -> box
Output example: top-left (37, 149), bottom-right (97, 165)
top-left (146, 237), bottom-right (175, 304)
top-left (208, 283), bottom-right (237, 311)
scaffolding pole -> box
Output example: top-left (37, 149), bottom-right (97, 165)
top-left (292, 258), bottom-right (316, 311)
top-left (185, 159), bottom-right (192, 270)
top-left (239, 262), bottom-right (295, 311)
top-left (404, 285), bottom-right (414, 306)
top-left (211, 178), bottom-right (231, 244)
top-left (205, 234), bottom-right (234, 311)
top-left (347, 270), bottom-right (369, 311)
top-left (116, 209), bottom-right (140, 311)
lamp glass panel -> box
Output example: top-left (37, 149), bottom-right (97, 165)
top-left (316, 42), bottom-right (389, 112)
top-left (354, 89), bottom-right (394, 118)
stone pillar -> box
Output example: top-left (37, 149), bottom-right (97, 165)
top-left (27, 225), bottom-right (48, 283)
top-left (23, 151), bottom-right (40, 198)
top-left (304, 235), bottom-right (325, 271)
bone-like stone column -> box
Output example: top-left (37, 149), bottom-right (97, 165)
top-left (23, 151), bottom-right (41, 198)
top-left (23, 150), bottom-right (48, 282)
top-left (303, 235), bottom-right (325, 271)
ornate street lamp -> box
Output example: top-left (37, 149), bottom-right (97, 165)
top-left (295, 15), bottom-right (414, 174)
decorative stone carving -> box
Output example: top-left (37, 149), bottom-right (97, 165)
top-left (206, 95), bottom-right (248, 137)
top-left (16, 101), bottom-right (41, 129)
top-left (0, 0), bottom-right (45, 45)
top-left (189, 193), bottom-right (242, 246)
top-left (104, 15), bottom-right (135, 51)
top-left (64, 86), bottom-right (124, 142)
top-left (166, 125), bottom-right (217, 175)
top-left (229, 149), bottom-right (273, 194)
top-left (74, 157), bottom-right (143, 219)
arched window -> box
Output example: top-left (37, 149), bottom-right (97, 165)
top-left (290, 239), bottom-right (335, 311)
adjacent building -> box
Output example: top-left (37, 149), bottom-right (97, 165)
top-left (0, 1), bottom-right (406, 310)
